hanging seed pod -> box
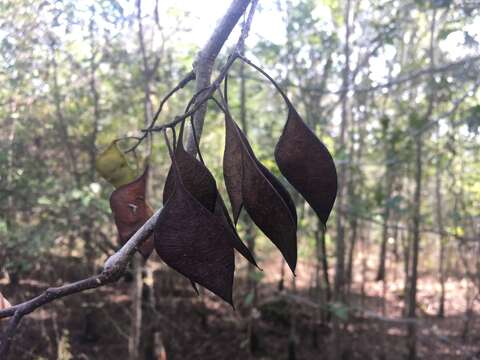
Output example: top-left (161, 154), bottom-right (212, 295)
top-left (240, 56), bottom-right (337, 228)
top-left (223, 112), bottom-right (297, 274)
top-left (275, 104), bottom-right (337, 227)
top-left (163, 121), bottom-right (258, 267)
top-left (154, 131), bottom-right (236, 306)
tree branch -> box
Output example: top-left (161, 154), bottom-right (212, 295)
top-left (185, 0), bottom-right (252, 153)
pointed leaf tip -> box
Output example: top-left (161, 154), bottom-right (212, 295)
top-left (214, 194), bottom-right (259, 269)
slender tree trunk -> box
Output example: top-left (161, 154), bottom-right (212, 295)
top-left (332, 2), bottom-right (352, 358)
top-left (435, 127), bottom-right (446, 318)
top-left (314, 224), bottom-right (330, 326)
top-left (334, 0), bottom-right (352, 302)
top-left (318, 226), bottom-right (331, 304)
top-left (345, 115), bottom-right (357, 291)
top-left (407, 8), bottom-right (436, 359)
top-left (313, 233), bottom-right (322, 347)
top-left (128, 254), bottom-right (143, 360)
top-left (5, 115), bottom-right (17, 285)
top-left (238, 53), bottom-right (260, 356)
top-left (406, 136), bottom-right (422, 360)
top-left (89, 6), bottom-right (100, 183)
top-left (130, 2), bottom-right (156, 358)
top-left (288, 276), bottom-right (297, 360)
top-left (346, 220), bottom-right (358, 291)
top-left (376, 170), bottom-right (392, 281)
top-left (137, 0), bottom-right (154, 141)
top-left (49, 42), bottom-right (80, 185)
top-left (402, 226), bottom-right (411, 315)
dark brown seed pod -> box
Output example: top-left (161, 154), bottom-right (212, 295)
top-left (275, 104), bottom-right (337, 227)
top-left (154, 131), bottom-right (235, 305)
top-left (109, 166), bottom-right (154, 259)
top-left (238, 55), bottom-right (337, 227)
top-left (163, 121), bottom-right (257, 267)
top-left (163, 122), bottom-right (217, 212)
top-left (223, 113), bottom-right (297, 273)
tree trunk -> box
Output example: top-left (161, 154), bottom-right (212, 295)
top-left (238, 53), bottom-right (260, 356)
top-left (376, 172), bottom-right (392, 281)
top-left (88, 6), bottom-right (100, 183)
top-left (332, 2), bottom-right (352, 358)
top-left (407, 8), bottom-right (436, 359)
top-left (406, 135), bottom-right (422, 360)
top-left (435, 127), bottom-right (446, 318)
top-left (186, 0), bottom-right (251, 154)
top-left (334, 0), bottom-right (352, 301)
top-left (129, 254), bottom-right (143, 360)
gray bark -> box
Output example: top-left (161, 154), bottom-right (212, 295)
top-left (186, 0), bottom-right (251, 154)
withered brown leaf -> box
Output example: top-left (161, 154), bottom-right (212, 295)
top-left (223, 114), bottom-right (297, 273)
top-left (275, 105), bottom-right (337, 227)
top-left (110, 167), bottom-right (154, 259)
top-left (154, 149), bottom-right (235, 305)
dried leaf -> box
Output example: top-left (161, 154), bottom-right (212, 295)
top-left (96, 141), bottom-right (138, 188)
top-left (110, 167), bottom-right (154, 259)
top-left (275, 105), bottom-right (337, 226)
top-left (154, 161), bottom-right (235, 305)
top-left (223, 114), bottom-right (297, 273)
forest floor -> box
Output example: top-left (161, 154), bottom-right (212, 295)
top-left (1, 251), bottom-right (479, 360)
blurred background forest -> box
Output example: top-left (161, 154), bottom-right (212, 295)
top-left (1, 0), bottom-right (480, 359)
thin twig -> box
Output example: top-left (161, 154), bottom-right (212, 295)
top-left (125, 71), bottom-right (195, 153)
top-left (146, 54), bottom-right (239, 133)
